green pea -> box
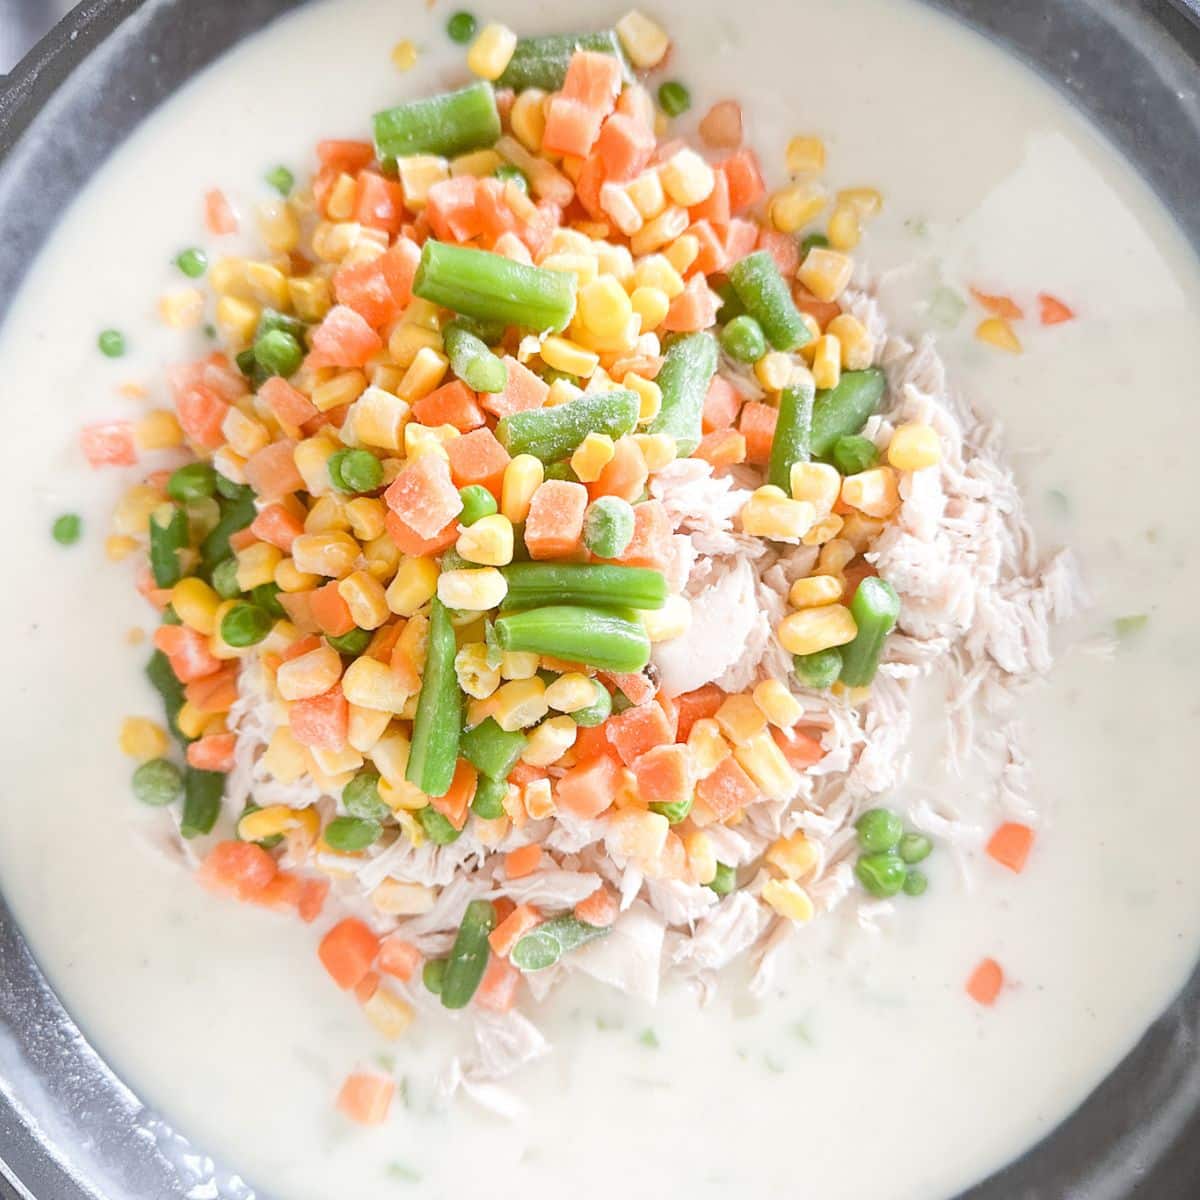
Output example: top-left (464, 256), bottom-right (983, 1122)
top-left (254, 329), bottom-right (304, 378)
top-left (328, 627), bottom-right (373, 656)
top-left (168, 462), bottom-right (218, 503)
top-left (423, 958), bottom-right (448, 995)
top-left (459, 484), bottom-right (498, 526)
top-left (418, 805), bottom-right (462, 846)
top-left (210, 558), bottom-right (242, 599)
top-left (52, 514), bottom-right (82, 546)
top-left (98, 329), bottom-right (126, 357)
top-left (902, 868), bottom-right (928, 897)
top-left (175, 247), bottom-right (208, 278)
top-left (446, 10), bottom-right (477, 42)
top-left (471, 773), bottom-right (509, 820)
top-left (343, 770), bottom-right (389, 821)
top-left (708, 861), bottom-right (737, 896)
top-left (570, 679), bottom-right (613, 727)
top-left (265, 165), bottom-right (295, 196)
top-left (494, 163), bottom-right (528, 192)
top-left (855, 808), bottom-right (903, 853)
top-left (832, 435), bottom-right (879, 476)
top-left (801, 232), bottom-right (830, 255)
top-left (324, 816), bottom-right (383, 852)
top-left (657, 80), bottom-right (691, 118)
top-left (220, 603), bottom-right (273, 648)
top-left (650, 794), bottom-right (694, 825)
top-left (898, 833), bottom-right (932, 865)
top-left (131, 758), bottom-right (183, 807)
top-left (328, 448), bottom-right (383, 494)
top-left (793, 647), bottom-right (842, 690)
top-left (720, 314), bottom-right (768, 364)
top-left (855, 852), bottom-right (907, 898)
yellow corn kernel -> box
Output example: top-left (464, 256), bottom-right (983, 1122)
top-left (449, 149), bottom-right (502, 179)
top-left (599, 181), bottom-right (644, 236)
top-left (734, 730), bottom-right (800, 802)
top-left (304, 494), bottom-right (350, 535)
top-left (785, 135), bottom-right (826, 176)
top-left (798, 247), bottom-right (854, 304)
top-left (611, 764), bottom-right (647, 811)
top-left (740, 485), bottom-right (817, 541)
top-left (615, 9), bottom-right (670, 68)
top-left (111, 484), bottom-right (163, 536)
top-left (825, 313), bottom-right (875, 370)
top-left (387, 322), bottom-right (443, 370)
top-left (608, 808), bottom-right (670, 860)
top-left (767, 831), bottom-right (819, 880)
top-left (632, 433), bottom-right (675, 473)
top-left (344, 497), bottom-right (386, 543)
top-left (310, 221), bottom-right (374, 263)
top-left (811, 334), bottom-right (842, 391)
top-left (371, 878), bottom-right (435, 915)
top-left (255, 197), bottom-right (300, 253)
top-left (492, 677), bottom-right (549, 732)
top-left (632, 255), bottom-right (684, 303)
top-left (500, 650), bottom-right (540, 680)
top-left (762, 876), bottom-right (815, 922)
top-left (520, 777), bottom-right (554, 820)
top-left (260, 725), bottom-right (308, 783)
top-left (379, 775), bottom-right (427, 812)
top-left (577, 275), bottom-right (635, 339)
top-left (619, 177), bottom-right (662, 232)
top-left (828, 202), bottom-right (861, 251)
top-left (455, 642), bottom-right (501, 700)
top-left (642, 594), bottom-right (691, 643)
top-left (369, 363), bottom-right (405, 394)
top-left (456, 513), bottom-right (515, 567)
top-left (626, 287), bottom-right (667, 334)
top-left (132, 409), bottom-right (184, 452)
top-left (817, 537), bottom-right (856, 579)
top-left (347, 704), bottom-right (391, 755)
top-left (753, 679), bottom-right (806, 730)
top-left (237, 804), bottom-right (317, 843)
top-left (501, 455), bottom-right (544, 525)
top-left (312, 369), bottom-right (368, 415)
top-left (209, 256), bottom-right (249, 296)
top-left (363, 987), bottom-right (415, 1040)
top-left (397, 613), bottom-right (429, 674)
top-left (545, 378), bottom-right (583, 408)
top-left (324, 172), bottom-right (358, 222)
top-left (158, 287), bottom-right (205, 330)
top-left (789, 461), bottom-right (841, 516)
top-left (715, 693), bottom-right (768, 747)
top-left (363, 533), bottom-right (401, 583)
top-left (338, 570), bottom-right (390, 630)
top-left (467, 21), bottom-right (517, 80)
top-left (806, 512), bottom-right (846, 547)
top-left (175, 701), bottom-right (211, 741)
top-left (341, 655), bottom-right (409, 713)
top-left (385, 556), bottom-right (439, 618)
top-left (291, 531), bottom-right (359, 578)
top-left (777, 604), bottom-right (858, 656)
top-left (593, 240), bottom-right (634, 283)
top-left (171, 577), bottom-right (221, 635)
top-left (661, 150), bottom-right (715, 210)
top-left (396, 346), bottom-right (450, 404)
top-left (684, 829), bottom-right (718, 886)
top-left (289, 275), bottom-right (332, 322)
top-left (769, 180), bottom-right (828, 234)
top-left (522, 715), bottom-right (578, 767)
top-left (231, 541), bottom-right (279, 591)
top-left (540, 335), bottom-right (600, 379)
top-left (276, 648), bottom-right (343, 700)
top-left (630, 206), bottom-right (689, 257)
top-left (664, 235), bottom-right (700, 278)
top-left (437, 567), bottom-right (508, 611)
top-left (838, 187), bottom-right (883, 218)
top-left (687, 717), bottom-right (731, 778)
top-left (215, 295), bottom-right (260, 346)
top-left (838, 512), bottom-right (885, 554)
top-left (788, 574), bottom-right (844, 610)
top-left (119, 716), bottom-right (169, 760)
top-left (369, 728), bottom-right (411, 786)
top-left (567, 432), bottom-right (615, 484)
top-left (887, 423), bottom-right (942, 472)
top-left (544, 672), bottom-right (597, 713)
top-left (311, 745), bottom-right (365, 779)
top-left (395, 154), bottom-right (451, 211)
top-left (841, 466), bottom-right (901, 518)
top-left (753, 350), bottom-right (795, 393)
top-left (403, 421), bottom-right (456, 462)
top-left (390, 37), bottom-right (418, 70)
top-left (510, 86), bottom-right (548, 151)
top-left (219, 405), bottom-right (269, 458)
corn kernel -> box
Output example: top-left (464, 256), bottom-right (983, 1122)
top-left (521, 777), bottom-right (555, 819)
top-left (450, 148), bottom-right (503, 179)
top-left (687, 717), bottom-right (731, 776)
top-left (237, 804), bottom-right (317, 843)
top-left (577, 275), bottom-right (635, 339)
top-left (361, 986), bottom-right (415, 1040)
top-left (455, 513), bottom-right (514, 567)
top-left (615, 9), bottom-right (670, 68)
top-left (767, 830), bottom-right (819, 880)
top-left (339, 655), bottom-right (408, 714)
top-left (255, 196), bottom-right (300, 253)
top-left (734, 730), bottom-right (799, 801)
top-left (175, 701), bottom-right (211, 740)
top-left (389, 36), bottom-right (418, 70)
top-left (568, 432), bottom-right (616, 483)
top-left (544, 672), bottom-right (597, 713)
top-left (838, 187), bottom-right (883, 218)
top-left (467, 22), bottom-right (518, 80)
top-left (132, 409), bottom-right (184, 453)
top-left (740, 485), bottom-right (817, 541)
top-left (312, 369), bottom-right (368, 414)
top-left (522, 715), bottom-right (578, 767)
top-left (838, 512), bottom-right (885, 554)
top-left (437, 567), bottom-right (508, 611)
top-left (841, 467), bottom-right (901, 518)
top-left (777, 604), bottom-right (858, 656)
top-left (753, 350), bottom-right (795, 393)
top-left (762, 876), bottom-right (815, 922)
top-left (388, 322), bottom-right (443, 369)
top-left (501, 455), bottom-right (544, 525)
top-left (887, 423), bottom-right (942, 472)
top-left (215, 295), bottom-right (260, 346)
top-left (338, 571), bottom-right (390, 630)
top-left (769, 180), bottom-right (828, 234)
top-left (234, 542), bottom-right (282, 591)
top-left (221, 405), bottom-right (270, 458)
top-left (403, 421), bottom-right (456, 462)
top-left (369, 729), bottom-right (411, 785)
top-left (798, 247), bottom-right (854, 304)
top-left (394, 346), bottom-right (448, 404)
top-left (660, 149), bottom-right (715, 208)
top-left (304, 494), bottom-right (350, 536)
top-left (752, 680), bottom-right (805, 731)
top-left (633, 255), bottom-right (684, 302)
top-left (454, 642), bottom-right (501, 700)
top-left (632, 432), bottom-right (675, 472)
top-left (510, 87), bottom-right (548, 151)
top-left (804, 511), bottom-right (844, 546)
top-left (785, 135), bottom-right (826, 176)
top-left (542, 378), bottom-right (581, 408)
top-left (343, 497), bottom-right (386, 543)
top-left (274, 644), bottom-right (341, 703)
top-left (395, 155), bottom-right (450, 211)
top-left (158, 288), bottom-right (205, 330)
top-left (608, 808), bottom-right (670, 860)
top-left (289, 275), bottom-right (332, 322)
top-left (828, 202), bottom-right (861, 251)
top-left (811, 334), bottom-right (842, 391)
top-left (344, 705), bottom-right (389, 756)
top-left (291, 531), bottom-right (359, 578)
top-left (540, 335), bottom-right (600, 379)
top-left (212, 447), bottom-right (248, 487)
top-left (171, 577), bottom-right (221, 634)
top-left (627, 287), bottom-right (668, 334)
top-left (642, 593), bottom-right (691, 643)
top-left (684, 829), bottom-right (718, 886)
top-left (825, 313), bottom-right (875, 370)
top-left (324, 172), bottom-right (358, 222)
top-left (500, 651), bottom-right (540, 680)
top-left (817, 538), bottom-right (856, 578)
top-left (492, 677), bottom-right (549, 732)
top-left (110, 484), bottom-right (163, 536)
top-left (630, 206), bottom-right (689, 256)
top-left (599, 182), bottom-right (644, 236)
top-left (119, 716), bottom-right (169, 760)
top-left (663, 235), bottom-right (700, 278)
top-left (714, 693), bottom-right (768, 746)
top-left (788, 461), bottom-right (841, 517)
top-left (787, 574), bottom-right (843, 610)
top-left (386, 555), bottom-right (439, 617)
top-left (260, 726), bottom-right (309, 783)
top-left (371, 879), bottom-right (434, 915)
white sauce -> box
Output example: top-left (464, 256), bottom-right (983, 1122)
top-left (1, 0), bottom-right (1199, 1196)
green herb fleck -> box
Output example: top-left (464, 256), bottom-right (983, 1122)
top-left (385, 1162), bottom-right (422, 1183)
top-left (926, 286), bottom-right (966, 330)
top-left (637, 1028), bottom-right (660, 1049)
top-left (265, 165), bottom-right (295, 196)
top-left (1115, 614), bottom-right (1148, 639)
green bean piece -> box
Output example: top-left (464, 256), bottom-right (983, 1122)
top-left (720, 314), bottom-right (767, 363)
top-left (801, 232), bottom-right (830, 254)
top-left (325, 816), bottom-right (383, 851)
top-left (650, 794), bottom-right (694, 825)
top-left (793, 647), bottom-right (842, 690)
top-left (328, 448), bottom-right (383, 494)
top-left (494, 163), bottom-right (528, 192)
top-left (898, 833), bottom-right (933, 865)
top-left (254, 329), bottom-right (304, 378)
top-left (418, 805), bottom-right (462, 845)
top-left (374, 81), bottom-right (502, 161)
top-left (131, 758), bottom-right (184, 807)
top-left (582, 496), bottom-right (635, 559)
top-left (220, 603), bottom-right (273, 648)
top-left (501, 562), bottom-right (666, 611)
top-left (855, 808), bottom-right (903, 854)
top-left (52, 514), bottom-right (82, 546)
top-left (708, 862), bottom-right (737, 896)
top-left (235, 347), bottom-right (268, 388)
top-left (657, 80), bottom-right (691, 117)
top-left (444, 320), bottom-right (508, 393)
top-left (831, 434), bottom-right (879, 476)
top-left (810, 369), bottom-right (886, 460)
top-left (460, 717), bottom-right (527, 781)
top-left (168, 462), bottom-right (218, 503)
top-left (470, 773), bottom-right (509, 819)
top-left (98, 329), bottom-right (126, 357)
top-left (458, 485), bottom-right (498, 527)
top-left (839, 576), bottom-right (901, 687)
top-left (343, 770), bottom-right (390, 821)
top-left (767, 377), bottom-right (816, 492)
top-left (441, 899), bottom-right (497, 1009)
top-left (570, 679), bottom-right (613, 727)
top-left (902, 868), bottom-right (929, 897)
top-left (510, 912), bottom-right (610, 971)
top-left (175, 247), bottom-right (208, 278)
top-left (148, 504), bottom-right (189, 588)
top-left (200, 488), bottom-right (256, 572)
top-left (415, 240), bottom-right (577, 333)
top-left (645, 331), bottom-right (719, 457)
top-left (714, 280), bottom-right (745, 323)
top-left (180, 768), bottom-right (224, 839)
top-left (210, 558), bottom-right (242, 600)
top-left (728, 252), bottom-right (810, 352)
top-left (265, 165), bottom-right (295, 196)
top-left (327, 627), bottom-right (373, 656)
top-left (406, 598), bottom-right (464, 797)
top-left (855, 852), bottom-right (907, 898)
top-left (497, 388), bottom-right (638, 462)
top-left (495, 605), bottom-right (651, 672)
top-left (540, 461), bottom-right (580, 484)
top-left (423, 957), bottom-right (449, 995)
top-left (497, 31), bottom-right (630, 91)
top-left (146, 650), bottom-right (189, 743)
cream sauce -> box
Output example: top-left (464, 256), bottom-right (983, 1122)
top-left (1, 0), bottom-right (1199, 1197)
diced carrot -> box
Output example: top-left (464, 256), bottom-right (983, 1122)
top-left (701, 375), bottom-right (742, 433)
top-left (841, 559), bottom-right (878, 596)
top-left (412, 380), bottom-right (485, 433)
top-left (196, 840), bottom-right (277, 899)
top-left (1038, 292), bottom-right (1074, 325)
top-left (543, 96), bottom-right (604, 159)
top-left (508, 761), bottom-right (548, 789)
top-left (250, 502), bottom-right (304, 552)
top-left (249, 870), bottom-right (304, 913)
top-left (562, 50), bottom-right (623, 111)
top-left (632, 743), bottom-right (690, 807)
top-left (228, 527), bottom-right (258, 552)
top-left (426, 175), bottom-right (484, 244)
top-left (308, 581), bottom-right (357, 638)
top-left (384, 453), bottom-right (463, 539)
top-left (588, 435), bottom-right (648, 503)
top-left (966, 957), bottom-right (1004, 1006)
top-left (482, 356), bottom-right (549, 420)
top-left (488, 904), bottom-right (542, 957)
top-left (970, 287), bottom-right (1023, 321)
top-left (674, 683), bottom-right (725, 742)
top-left (594, 112), bottom-right (655, 181)
top-left (504, 843), bottom-right (543, 880)
top-left (601, 670), bottom-right (655, 707)
top-left (758, 228), bottom-right (800, 277)
top-left (282, 634), bottom-right (324, 662)
top-left (312, 164), bottom-right (339, 216)
top-left (689, 167), bottom-right (730, 225)
top-left (290, 685), bottom-right (349, 751)
top-left (687, 219), bottom-right (728, 277)
top-left (555, 752), bottom-right (622, 819)
top-left (474, 177), bottom-right (520, 244)
top-left (518, 200), bottom-right (563, 259)
top-left (135, 564), bottom-right (172, 612)
top-left (606, 701), bottom-right (674, 766)
top-left (694, 755), bottom-right (760, 822)
top-left (722, 149), bottom-right (766, 211)
top-left (319, 917), bottom-right (380, 991)
top-left (259, 376), bottom-right (318, 430)
top-left (354, 171), bottom-right (406, 234)
top-left (379, 237), bottom-right (422, 308)
top-left (365, 622), bottom-right (403, 663)
top-left (661, 273), bottom-right (721, 333)
top-left (244, 439), bottom-right (304, 500)
top-left (377, 935), bottom-right (422, 981)
top-left (572, 152), bottom-right (608, 221)
top-left (317, 139), bottom-right (374, 173)
top-left (276, 590), bottom-right (319, 634)
top-left (298, 877), bottom-right (330, 923)
top-left (612, 499), bottom-right (671, 571)
top-left (986, 822), bottom-right (1036, 874)
top-left (429, 758), bottom-right (477, 831)
top-left (154, 624), bottom-right (222, 682)
top-left (187, 732), bottom-right (238, 773)
top-left (185, 664), bottom-right (240, 714)
top-left (354, 970), bottom-right (380, 1004)
top-left (383, 510), bottom-right (460, 557)
top-left (447, 427), bottom-right (511, 496)
top-left (656, 693), bottom-right (679, 740)
top-left (698, 100), bottom-right (743, 150)
top-left (174, 384), bottom-right (231, 451)
top-left (204, 188), bottom-right (237, 235)
top-left (492, 896), bottom-right (516, 925)
top-left (306, 305), bottom-right (383, 370)
top-left (524, 479), bottom-right (588, 559)
top-left (572, 722), bottom-right (613, 763)
top-left (722, 218), bottom-right (760, 263)
top-left (80, 421), bottom-right (136, 467)
top-left (336, 1070), bottom-right (394, 1127)
top-left (770, 725), bottom-right (824, 770)
top-left (695, 429), bottom-right (747, 468)
top-left (792, 283), bottom-right (842, 329)
top-left (574, 884), bottom-right (618, 928)
top-left (738, 400), bottom-right (778, 466)
top-left (334, 256), bottom-right (403, 327)
top-left (475, 954), bottom-right (521, 1013)
top-left (198, 353), bottom-right (249, 401)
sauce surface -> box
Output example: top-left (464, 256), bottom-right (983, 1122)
top-left (1, 0), bottom-right (1199, 1197)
